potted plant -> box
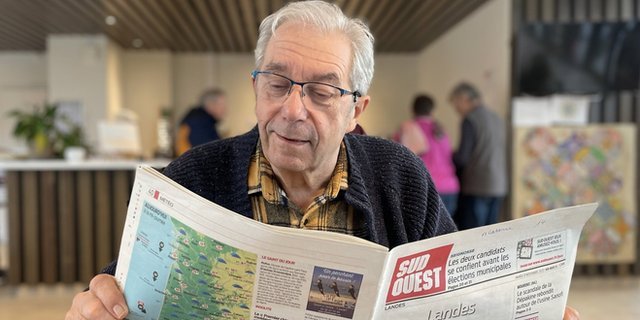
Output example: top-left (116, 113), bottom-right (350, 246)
top-left (9, 104), bottom-right (58, 158)
top-left (9, 103), bottom-right (87, 158)
top-left (55, 118), bottom-right (88, 160)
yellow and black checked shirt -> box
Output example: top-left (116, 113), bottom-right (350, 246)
top-left (248, 142), bottom-right (364, 235)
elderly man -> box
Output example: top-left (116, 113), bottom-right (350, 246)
top-left (65, 2), bottom-right (578, 319)
top-left (450, 82), bottom-right (507, 230)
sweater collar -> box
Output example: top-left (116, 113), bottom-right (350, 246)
top-left (342, 134), bottom-right (378, 244)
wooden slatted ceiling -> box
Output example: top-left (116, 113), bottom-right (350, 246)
top-left (0, 0), bottom-right (488, 52)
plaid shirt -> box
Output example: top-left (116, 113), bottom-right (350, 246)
top-left (248, 142), bottom-right (364, 235)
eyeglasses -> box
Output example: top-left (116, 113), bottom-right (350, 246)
top-left (251, 70), bottom-right (361, 108)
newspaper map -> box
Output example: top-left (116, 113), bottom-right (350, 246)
top-left (123, 201), bottom-right (257, 320)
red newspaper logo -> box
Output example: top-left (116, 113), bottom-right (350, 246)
top-left (154, 190), bottom-right (160, 199)
top-left (386, 244), bottom-right (453, 304)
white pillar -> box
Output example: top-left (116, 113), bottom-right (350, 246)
top-left (47, 34), bottom-right (123, 145)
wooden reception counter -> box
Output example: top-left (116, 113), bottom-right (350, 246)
top-left (0, 159), bottom-right (170, 285)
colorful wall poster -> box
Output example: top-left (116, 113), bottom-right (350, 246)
top-left (512, 125), bottom-right (637, 263)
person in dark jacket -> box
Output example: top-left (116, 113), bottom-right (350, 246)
top-left (175, 88), bottom-right (227, 156)
top-left (450, 82), bottom-right (507, 230)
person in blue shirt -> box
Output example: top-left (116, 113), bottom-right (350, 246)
top-left (175, 88), bottom-right (227, 156)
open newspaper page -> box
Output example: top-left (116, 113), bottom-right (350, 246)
top-left (373, 203), bottom-right (597, 320)
top-left (115, 166), bottom-right (389, 320)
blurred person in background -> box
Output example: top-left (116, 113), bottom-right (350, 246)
top-left (450, 82), bottom-right (506, 230)
top-left (175, 88), bottom-right (227, 156)
top-left (394, 94), bottom-right (459, 216)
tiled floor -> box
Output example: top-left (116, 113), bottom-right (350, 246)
top-left (566, 276), bottom-right (640, 319)
top-left (0, 283), bottom-right (84, 319)
top-left (0, 277), bottom-right (638, 319)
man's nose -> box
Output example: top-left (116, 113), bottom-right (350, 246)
top-left (281, 84), bottom-right (308, 120)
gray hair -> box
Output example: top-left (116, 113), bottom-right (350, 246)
top-left (199, 88), bottom-right (225, 104)
top-left (450, 82), bottom-right (482, 101)
top-left (254, 0), bottom-right (375, 95)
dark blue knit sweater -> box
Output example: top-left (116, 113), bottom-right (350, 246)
top-left (101, 128), bottom-right (457, 275)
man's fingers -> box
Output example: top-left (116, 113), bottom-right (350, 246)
top-left (65, 305), bottom-right (88, 320)
top-left (68, 290), bottom-right (115, 320)
top-left (64, 311), bottom-right (88, 320)
top-left (89, 274), bottom-right (129, 319)
top-left (563, 306), bottom-right (580, 320)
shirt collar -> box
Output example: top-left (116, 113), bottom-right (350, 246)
top-left (247, 141), bottom-right (349, 204)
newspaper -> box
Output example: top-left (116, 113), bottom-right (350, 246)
top-left (115, 166), bottom-right (596, 320)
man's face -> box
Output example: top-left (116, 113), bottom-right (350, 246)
top-left (253, 22), bottom-right (368, 174)
top-left (204, 96), bottom-right (227, 120)
top-left (451, 94), bottom-right (470, 116)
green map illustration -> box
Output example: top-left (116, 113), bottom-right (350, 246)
top-left (124, 201), bottom-right (257, 320)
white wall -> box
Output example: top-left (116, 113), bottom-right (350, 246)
top-left (0, 52), bottom-right (47, 152)
top-left (48, 35), bottom-right (111, 145)
top-left (417, 0), bottom-right (511, 145)
top-left (172, 53), bottom-right (217, 122)
top-left (106, 40), bottom-right (124, 119)
top-left (215, 54), bottom-right (260, 136)
top-left (122, 51), bottom-right (173, 158)
top-left (362, 54), bottom-right (419, 138)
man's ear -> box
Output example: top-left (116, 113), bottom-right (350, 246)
top-left (252, 76), bottom-right (259, 102)
top-left (347, 95), bottom-right (370, 131)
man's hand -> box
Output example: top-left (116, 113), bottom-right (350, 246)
top-left (563, 306), bottom-right (580, 320)
top-left (65, 274), bottom-right (128, 320)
